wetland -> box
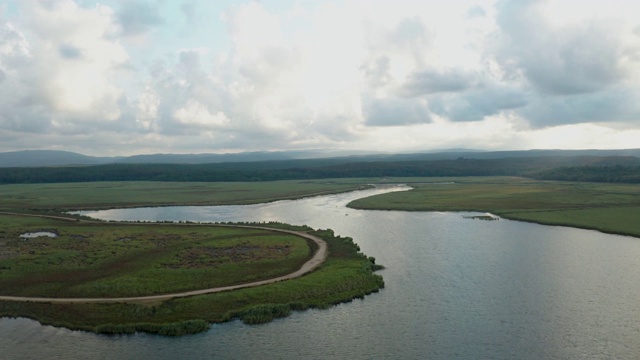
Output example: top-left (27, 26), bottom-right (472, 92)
top-left (2, 178), bottom-right (640, 359)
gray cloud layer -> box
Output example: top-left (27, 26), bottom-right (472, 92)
top-left (402, 69), bottom-right (476, 96)
top-left (361, 0), bottom-right (640, 128)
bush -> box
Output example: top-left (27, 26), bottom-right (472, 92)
top-left (236, 304), bottom-right (292, 325)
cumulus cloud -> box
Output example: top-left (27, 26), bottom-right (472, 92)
top-left (0, 0), bottom-right (136, 154)
top-left (21, 1), bottom-right (127, 120)
top-left (134, 86), bottom-right (159, 131)
top-left (492, 0), bottom-right (640, 127)
top-left (430, 85), bottom-right (528, 122)
top-left (0, 19), bottom-right (47, 134)
top-left (520, 88), bottom-right (640, 126)
top-left (1, 0), bottom-right (639, 155)
top-left (173, 100), bottom-right (230, 128)
top-left (495, 0), bottom-right (627, 95)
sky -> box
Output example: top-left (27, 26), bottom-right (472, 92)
top-left (1, 0), bottom-right (639, 156)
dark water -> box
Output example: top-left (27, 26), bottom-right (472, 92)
top-left (4, 187), bottom-right (640, 359)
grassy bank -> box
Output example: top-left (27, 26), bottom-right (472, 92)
top-left (0, 225), bottom-right (383, 336)
top-left (0, 180), bottom-right (370, 212)
top-left (348, 177), bottom-right (640, 238)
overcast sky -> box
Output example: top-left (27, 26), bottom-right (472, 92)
top-left (1, 0), bottom-right (639, 156)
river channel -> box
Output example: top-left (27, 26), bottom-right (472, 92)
top-left (3, 186), bottom-right (640, 359)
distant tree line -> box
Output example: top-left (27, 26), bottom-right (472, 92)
top-left (529, 165), bottom-right (640, 183)
top-left (0, 157), bottom-right (639, 184)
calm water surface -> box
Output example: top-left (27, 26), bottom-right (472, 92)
top-left (3, 186), bottom-right (640, 359)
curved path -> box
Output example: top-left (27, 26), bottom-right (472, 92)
top-left (0, 225), bottom-right (327, 304)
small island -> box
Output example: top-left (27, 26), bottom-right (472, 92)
top-left (463, 215), bottom-right (499, 221)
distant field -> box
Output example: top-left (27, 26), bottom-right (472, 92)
top-left (0, 180), bottom-right (369, 211)
top-left (0, 214), bottom-right (312, 298)
top-left (348, 177), bottom-right (640, 238)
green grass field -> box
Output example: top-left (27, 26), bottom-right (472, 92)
top-left (348, 177), bottom-right (640, 238)
top-left (0, 180), bottom-right (369, 212)
top-left (0, 214), bottom-right (312, 298)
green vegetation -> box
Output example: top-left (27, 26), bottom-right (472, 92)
top-left (1, 155), bottom-right (639, 184)
top-left (0, 214), bottom-right (312, 298)
top-left (0, 226), bottom-right (383, 335)
top-left (348, 177), bottom-right (640, 238)
top-left (0, 180), bottom-right (385, 335)
top-left (0, 180), bottom-right (369, 212)
top-left (533, 165), bottom-right (640, 183)
top-left (3, 174), bottom-right (640, 336)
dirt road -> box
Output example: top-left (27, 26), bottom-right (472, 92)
top-left (0, 225), bottom-right (327, 304)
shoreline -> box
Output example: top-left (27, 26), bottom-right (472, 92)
top-left (0, 215), bottom-right (384, 336)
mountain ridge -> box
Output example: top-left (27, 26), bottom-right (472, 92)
top-left (1, 148), bottom-right (640, 168)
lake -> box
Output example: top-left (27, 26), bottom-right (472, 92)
top-left (3, 186), bottom-right (640, 359)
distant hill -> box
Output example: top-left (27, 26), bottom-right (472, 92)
top-left (118, 152), bottom-right (296, 164)
top-left (1, 148), bottom-right (639, 168)
top-left (376, 149), bottom-right (640, 161)
top-left (0, 150), bottom-right (115, 167)
top-left (0, 150), bottom-right (309, 167)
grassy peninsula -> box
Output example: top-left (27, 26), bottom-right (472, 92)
top-left (348, 177), bottom-right (640, 238)
top-left (0, 180), bottom-right (383, 335)
top-left (0, 217), bottom-right (382, 336)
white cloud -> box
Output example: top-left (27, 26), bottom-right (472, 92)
top-left (135, 87), bottom-right (159, 130)
top-left (173, 99), bottom-right (230, 128)
top-left (1, 0), bottom-right (639, 155)
top-left (526, 122), bottom-right (640, 150)
top-left (1, 1), bottom-right (129, 125)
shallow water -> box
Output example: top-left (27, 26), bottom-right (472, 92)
top-left (4, 186), bottom-right (640, 359)
top-left (19, 231), bottom-right (57, 238)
